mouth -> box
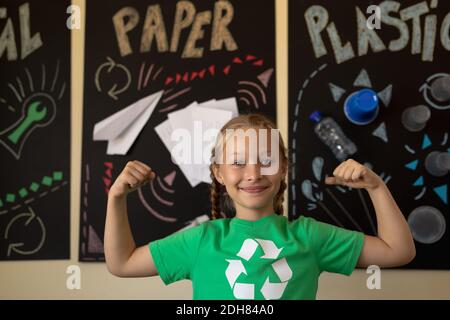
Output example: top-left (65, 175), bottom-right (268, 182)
top-left (238, 186), bottom-right (269, 194)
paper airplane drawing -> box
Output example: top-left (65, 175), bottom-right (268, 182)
top-left (93, 90), bottom-right (163, 155)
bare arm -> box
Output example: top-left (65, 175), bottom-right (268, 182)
top-left (326, 159), bottom-right (416, 268)
top-left (356, 183), bottom-right (416, 268)
top-left (104, 161), bottom-right (159, 278)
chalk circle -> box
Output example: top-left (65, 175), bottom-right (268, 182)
top-left (407, 206), bottom-right (446, 244)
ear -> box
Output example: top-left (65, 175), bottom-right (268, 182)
top-left (212, 165), bottom-right (224, 185)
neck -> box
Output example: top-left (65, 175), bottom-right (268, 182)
top-left (234, 205), bottom-right (275, 221)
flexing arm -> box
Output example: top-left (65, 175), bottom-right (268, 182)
top-left (104, 161), bottom-right (159, 278)
top-left (325, 159), bottom-right (416, 268)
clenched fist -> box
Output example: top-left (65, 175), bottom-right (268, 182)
top-left (109, 160), bottom-right (156, 198)
top-left (325, 159), bottom-right (382, 190)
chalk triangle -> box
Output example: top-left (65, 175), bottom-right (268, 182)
top-left (164, 171), bottom-right (176, 186)
top-left (257, 68), bottom-right (274, 88)
top-left (405, 160), bottom-right (419, 170)
top-left (353, 69), bottom-right (372, 88)
top-left (372, 122), bottom-right (388, 143)
top-left (329, 83), bottom-right (346, 102)
top-left (88, 225), bottom-right (104, 253)
top-left (433, 185), bottom-right (448, 204)
top-left (413, 176), bottom-right (424, 186)
top-left (377, 84), bottom-right (393, 107)
top-left (422, 134), bottom-right (432, 149)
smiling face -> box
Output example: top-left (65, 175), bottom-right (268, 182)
top-left (212, 126), bottom-right (287, 220)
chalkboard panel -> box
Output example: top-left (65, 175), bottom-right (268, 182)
top-left (80, 0), bottom-right (276, 261)
top-left (289, 0), bottom-right (449, 269)
top-left (0, 0), bottom-right (71, 260)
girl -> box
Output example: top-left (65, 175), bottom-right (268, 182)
top-left (104, 113), bottom-right (415, 300)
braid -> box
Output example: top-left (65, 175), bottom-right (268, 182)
top-left (274, 179), bottom-right (287, 216)
top-left (210, 167), bottom-right (222, 220)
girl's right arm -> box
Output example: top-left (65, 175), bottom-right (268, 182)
top-left (104, 160), bottom-right (158, 278)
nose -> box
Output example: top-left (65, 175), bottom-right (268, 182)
top-left (244, 164), bottom-right (262, 181)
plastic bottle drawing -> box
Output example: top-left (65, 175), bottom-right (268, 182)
top-left (309, 111), bottom-right (357, 162)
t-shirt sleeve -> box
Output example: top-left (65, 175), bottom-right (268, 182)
top-left (304, 217), bottom-right (365, 275)
top-left (149, 223), bottom-right (205, 285)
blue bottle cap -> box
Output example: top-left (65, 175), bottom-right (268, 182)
top-left (344, 89), bottom-right (379, 125)
top-left (309, 111), bottom-right (323, 123)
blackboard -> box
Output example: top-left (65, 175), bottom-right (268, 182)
top-left (0, 0), bottom-right (71, 260)
top-left (289, 0), bottom-right (449, 269)
top-left (80, 0), bottom-right (277, 261)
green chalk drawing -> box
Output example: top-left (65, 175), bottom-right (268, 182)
top-left (6, 194), bottom-right (15, 202)
top-left (42, 176), bottom-right (52, 186)
top-left (30, 182), bottom-right (39, 192)
top-left (19, 188), bottom-right (28, 198)
top-left (53, 171), bottom-right (63, 181)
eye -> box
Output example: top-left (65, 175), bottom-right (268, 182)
top-left (260, 158), bottom-right (272, 167)
top-left (232, 159), bottom-right (246, 167)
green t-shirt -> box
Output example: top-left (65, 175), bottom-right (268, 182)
top-left (149, 214), bottom-right (364, 300)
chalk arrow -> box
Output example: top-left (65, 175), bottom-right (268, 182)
top-left (225, 259), bottom-right (246, 288)
top-left (260, 277), bottom-right (288, 300)
top-left (255, 239), bottom-right (283, 259)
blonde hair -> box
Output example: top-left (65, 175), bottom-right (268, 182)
top-left (209, 113), bottom-right (288, 219)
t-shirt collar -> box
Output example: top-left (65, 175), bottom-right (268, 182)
top-left (230, 213), bottom-right (282, 229)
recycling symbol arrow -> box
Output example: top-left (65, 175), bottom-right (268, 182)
top-left (225, 238), bottom-right (293, 300)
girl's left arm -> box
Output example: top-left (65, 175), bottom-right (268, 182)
top-left (325, 159), bottom-right (416, 268)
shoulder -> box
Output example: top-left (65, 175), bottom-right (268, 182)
top-left (289, 215), bottom-right (340, 244)
top-left (201, 217), bottom-right (231, 231)
top-left (290, 215), bottom-right (319, 233)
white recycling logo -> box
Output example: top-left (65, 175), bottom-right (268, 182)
top-left (225, 238), bottom-right (293, 300)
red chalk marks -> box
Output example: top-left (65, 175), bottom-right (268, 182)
top-left (253, 59), bottom-right (264, 66)
top-left (223, 65), bottom-right (231, 75)
top-left (165, 76), bottom-right (174, 85)
top-left (103, 177), bottom-right (111, 187)
top-left (162, 54), bottom-right (267, 87)
top-left (233, 57), bottom-right (243, 64)
top-left (208, 65), bottom-right (215, 76)
top-left (103, 162), bottom-right (113, 195)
